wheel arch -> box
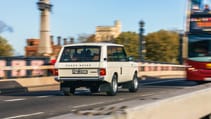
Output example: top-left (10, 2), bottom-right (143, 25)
top-left (113, 72), bottom-right (118, 81)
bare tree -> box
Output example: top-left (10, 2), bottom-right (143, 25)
top-left (0, 20), bottom-right (13, 33)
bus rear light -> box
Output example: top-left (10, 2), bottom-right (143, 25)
top-left (99, 68), bottom-right (106, 76)
top-left (206, 63), bottom-right (211, 69)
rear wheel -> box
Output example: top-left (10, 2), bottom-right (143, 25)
top-left (129, 73), bottom-right (139, 92)
top-left (90, 87), bottom-right (99, 93)
top-left (107, 74), bottom-right (118, 96)
top-left (61, 83), bottom-right (75, 96)
top-left (62, 87), bottom-right (75, 96)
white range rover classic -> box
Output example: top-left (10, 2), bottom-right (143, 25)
top-left (55, 43), bottom-right (139, 96)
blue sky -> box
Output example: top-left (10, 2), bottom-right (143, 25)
top-left (0, 0), bottom-right (186, 55)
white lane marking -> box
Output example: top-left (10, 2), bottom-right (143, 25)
top-left (36, 96), bottom-right (51, 98)
top-left (142, 79), bottom-right (183, 85)
top-left (141, 93), bottom-right (154, 97)
top-left (3, 112), bottom-right (44, 119)
top-left (118, 98), bottom-right (124, 101)
top-left (73, 102), bottom-right (105, 109)
top-left (4, 98), bottom-right (25, 102)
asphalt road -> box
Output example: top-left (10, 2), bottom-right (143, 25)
top-left (0, 78), bottom-right (202, 119)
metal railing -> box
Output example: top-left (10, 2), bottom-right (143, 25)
top-left (138, 63), bottom-right (186, 78)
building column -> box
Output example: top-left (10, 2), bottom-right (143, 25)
top-left (37, 0), bottom-right (53, 56)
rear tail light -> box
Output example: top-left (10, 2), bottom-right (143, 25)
top-left (99, 68), bottom-right (106, 76)
top-left (54, 69), bottom-right (58, 76)
top-left (50, 59), bottom-right (58, 76)
top-left (50, 69), bottom-right (58, 76)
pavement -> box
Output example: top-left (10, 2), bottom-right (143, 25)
top-left (0, 76), bottom-right (59, 94)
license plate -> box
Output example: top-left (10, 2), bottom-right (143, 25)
top-left (72, 69), bottom-right (88, 74)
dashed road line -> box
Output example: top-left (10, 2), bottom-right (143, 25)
top-left (2, 95), bottom-right (53, 103)
top-left (36, 95), bottom-right (51, 98)
top-left (140, 93), bottom-right (154, 97)
top-left (118, 98), bottom-right (125, 101)
top-left (4, 98), bottom-right (25, 102)
top-left (3, 112), bottom-right (44, 119)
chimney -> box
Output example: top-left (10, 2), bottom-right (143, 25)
top-left (50, 35), bottom-right (54, 45)
top-left (57, 36), bottom-right (61, 45)
top-left (64, 38), bottom-right (67, 45)
top-left (70, 37), bottom-right (74, 44)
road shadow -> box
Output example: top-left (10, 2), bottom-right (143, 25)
top-left (2, 88), bottom-right (140, 97)
top-left (0, 80), bottom-right (29, 95)
top-left (140, 77), bottom-right (209, 87)
top-left (3, 78), bottom-right (207, 96)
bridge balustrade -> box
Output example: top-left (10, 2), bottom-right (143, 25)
top-left (0, 57), bottom-right (50, 79)
top-left (0, 58), bottom-right (186, 79)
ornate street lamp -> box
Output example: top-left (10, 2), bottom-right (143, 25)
top-left (139, 20), bottom-right (145, 61)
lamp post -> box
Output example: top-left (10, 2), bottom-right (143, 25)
top-left (37, 0), bottom-right (53, 56)
top-left (139, 20), bottom-right (145, 61)
top-left (178, 32), bottom-right (184, 64)
top-left (175, 30), bottom-right (184, 64)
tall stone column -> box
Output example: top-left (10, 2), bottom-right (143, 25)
top-left (37, 0), bottom-right (52, 56)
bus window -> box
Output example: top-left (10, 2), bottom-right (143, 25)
top-left (189, 39), bottom-right (210, 57)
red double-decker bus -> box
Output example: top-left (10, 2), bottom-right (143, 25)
top-left (186, 0), bottom-right (211, 82)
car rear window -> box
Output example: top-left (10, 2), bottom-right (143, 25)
top-left (60, 46), bottom-right (101, 62)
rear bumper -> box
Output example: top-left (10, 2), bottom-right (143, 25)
top-left (54, 76), bottom-right (104, 82)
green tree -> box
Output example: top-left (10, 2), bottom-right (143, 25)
top-left (85, 34), bottom-right (96, 42)
top-left (0, 36), bottom-right (13, 56)
top-left (78, 33), bottom-right (96, 43)
top-left (145, 30), bottom-right (179, 63)
top-left (113, 32), bottom-right (139, 59)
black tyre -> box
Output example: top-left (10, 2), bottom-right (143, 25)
top-left (61, 86), bottom-right (75, 96)
top-left (107, 74), bottom-right (118, 96)
top-left (90, 87), bottom-right (99, 93)
top-left (194, 81), bottom-right (207, 84)
top-left (129, 73), bottom-right (139, 92)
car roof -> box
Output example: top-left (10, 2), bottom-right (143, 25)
top-left (63, 42), bottom-right (123, 47)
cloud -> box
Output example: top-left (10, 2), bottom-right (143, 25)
top-left (0, 20), bottom-right (14, 33)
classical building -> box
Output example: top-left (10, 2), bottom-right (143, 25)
top-left (25, 20), bottom-right (122, 57)
top-left (25, 38), bottom-right (40, 56)
top-left (95, 20), bottom-right (121, 42)
top-left (25, 36), bottom-right (74, 57)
